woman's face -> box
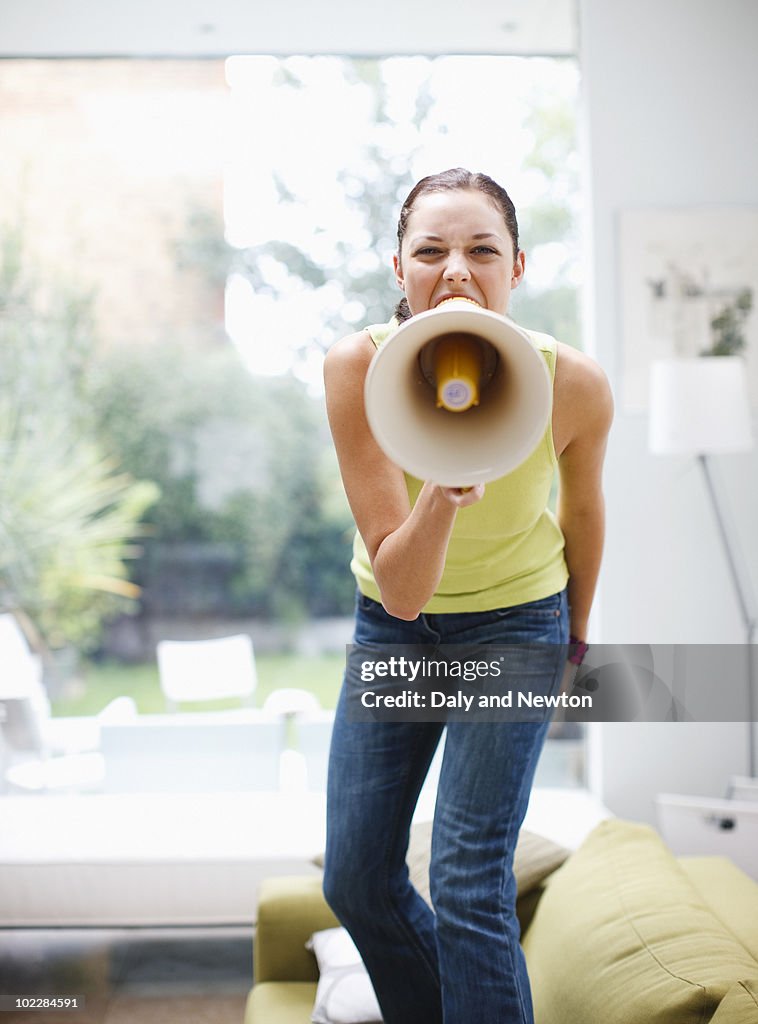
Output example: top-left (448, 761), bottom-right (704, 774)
top-left (394, 188), bottom-right (525, 317)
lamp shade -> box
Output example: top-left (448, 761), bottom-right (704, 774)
top-left (649, 357), bottom-right (753, 455)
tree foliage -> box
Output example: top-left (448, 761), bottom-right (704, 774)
top-left (88, 341), bottom-right (355, 622)
top-left (509, 93), bottom-right (581, 348)
top-left (0, 230), bottom-right (158, 650)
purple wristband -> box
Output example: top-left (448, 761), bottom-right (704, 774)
top-left (569, 635), bottom-right (589, 666)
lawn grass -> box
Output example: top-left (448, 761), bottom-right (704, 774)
top-left (51, 652), bottom-right (346, 717)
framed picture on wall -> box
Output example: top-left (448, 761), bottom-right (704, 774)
top-left (619, 207), bottom-right (758, 412)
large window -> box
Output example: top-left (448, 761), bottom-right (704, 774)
top-left (1, 54), bottom-right (584, 787)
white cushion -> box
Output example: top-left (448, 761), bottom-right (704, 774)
top-left (306, 927), bottom-right (382, 1024)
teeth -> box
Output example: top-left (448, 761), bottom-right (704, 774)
top-left (437, 297), bottom-right (481, 307)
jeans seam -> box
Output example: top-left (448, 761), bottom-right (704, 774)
top-left (378, 728), bottom-right (443, 991)
top-left (495, 618), bottom-right (565, 1021)
top-left (496, 723), bottom-right (550, 1024)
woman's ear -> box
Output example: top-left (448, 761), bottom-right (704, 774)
top-left (511, 250), bottom-right (526, 288)
top-left (393, 253), bottom-right (405, 291)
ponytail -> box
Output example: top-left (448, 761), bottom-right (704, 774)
top-left (393, 297), bottom-right (412, 323)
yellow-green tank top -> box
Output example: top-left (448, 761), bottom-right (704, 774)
top-left (350, 319), bottom-right (569, 613)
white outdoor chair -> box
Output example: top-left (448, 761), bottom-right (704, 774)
top-left (0, 612), bottom-right (135, 793)
top-left (263, 692), bottom-right (324, 791)
top-left (295, 710), bottom-right (335, 792)
top-left (156, 634), bottom-right (257, 711)
top-left (100, 711), bottom-right (282, 793)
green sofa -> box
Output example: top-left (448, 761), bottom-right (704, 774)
top-left (245, 820), bottom-right (758, 1024)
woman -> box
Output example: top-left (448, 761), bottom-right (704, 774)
top-left (322, 168), bottom-right (613, 1024)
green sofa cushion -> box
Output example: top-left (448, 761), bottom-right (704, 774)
top-left (255, 876), bottom-right (339, 984)
top-left (711, 980), bottom-right (758, 1023)
top-left (405, 821), bottom-right (570, 910)
top-left (245, 981), bottom-right (318, 1024)
top-left (679, 856), bottom-right (758, 962)
top-left (521, 819), bottom-right (758, 1024)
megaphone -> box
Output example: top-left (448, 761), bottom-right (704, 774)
top-left (364, 298), bottom-right (552, 487)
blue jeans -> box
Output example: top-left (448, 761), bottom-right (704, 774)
top-left (324, 588), bottom-right (569, 1024)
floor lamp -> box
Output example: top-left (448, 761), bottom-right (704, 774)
top-left (649, 357), bottom-right (756, 778)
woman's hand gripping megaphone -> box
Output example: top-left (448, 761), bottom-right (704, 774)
top-left (440, 482), bottom-right (486, 505)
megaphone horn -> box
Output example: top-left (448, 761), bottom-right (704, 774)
top-left (364, 299), bottom-right (552, 488)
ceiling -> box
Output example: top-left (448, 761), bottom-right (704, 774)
top-left (0, 0), bottom-right (577, 58)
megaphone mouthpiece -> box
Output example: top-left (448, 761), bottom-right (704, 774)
top-left (418, 333), bottom-right (494, 413)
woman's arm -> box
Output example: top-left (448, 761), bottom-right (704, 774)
top-left (553, 346), bottom-right (614, 641)
top-left (324, 330), bottom-right (483, 620)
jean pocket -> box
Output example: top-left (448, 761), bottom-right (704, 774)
top-left (488, 590), bottom-right (567, 645)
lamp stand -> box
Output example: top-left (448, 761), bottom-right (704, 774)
top-left (697, 454), bottom-right (757, 777)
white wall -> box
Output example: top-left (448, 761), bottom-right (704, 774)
top-left (0, 0), bottom-right (575, 57)
top-left (580, 0), bottom-right (758, 821)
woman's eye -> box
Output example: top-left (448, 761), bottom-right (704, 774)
top-left (414, 247), bottom-right (442, 256)
top-left (472, 246), bottom-right (497, 255)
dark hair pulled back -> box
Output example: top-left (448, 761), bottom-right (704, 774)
top-left (393, 168), bottom-right (520, 323)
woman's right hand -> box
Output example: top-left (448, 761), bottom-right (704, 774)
top-left (437, 483), bottom-right (486, 508)
top-left (324, 330), bottom-right (484, 620)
